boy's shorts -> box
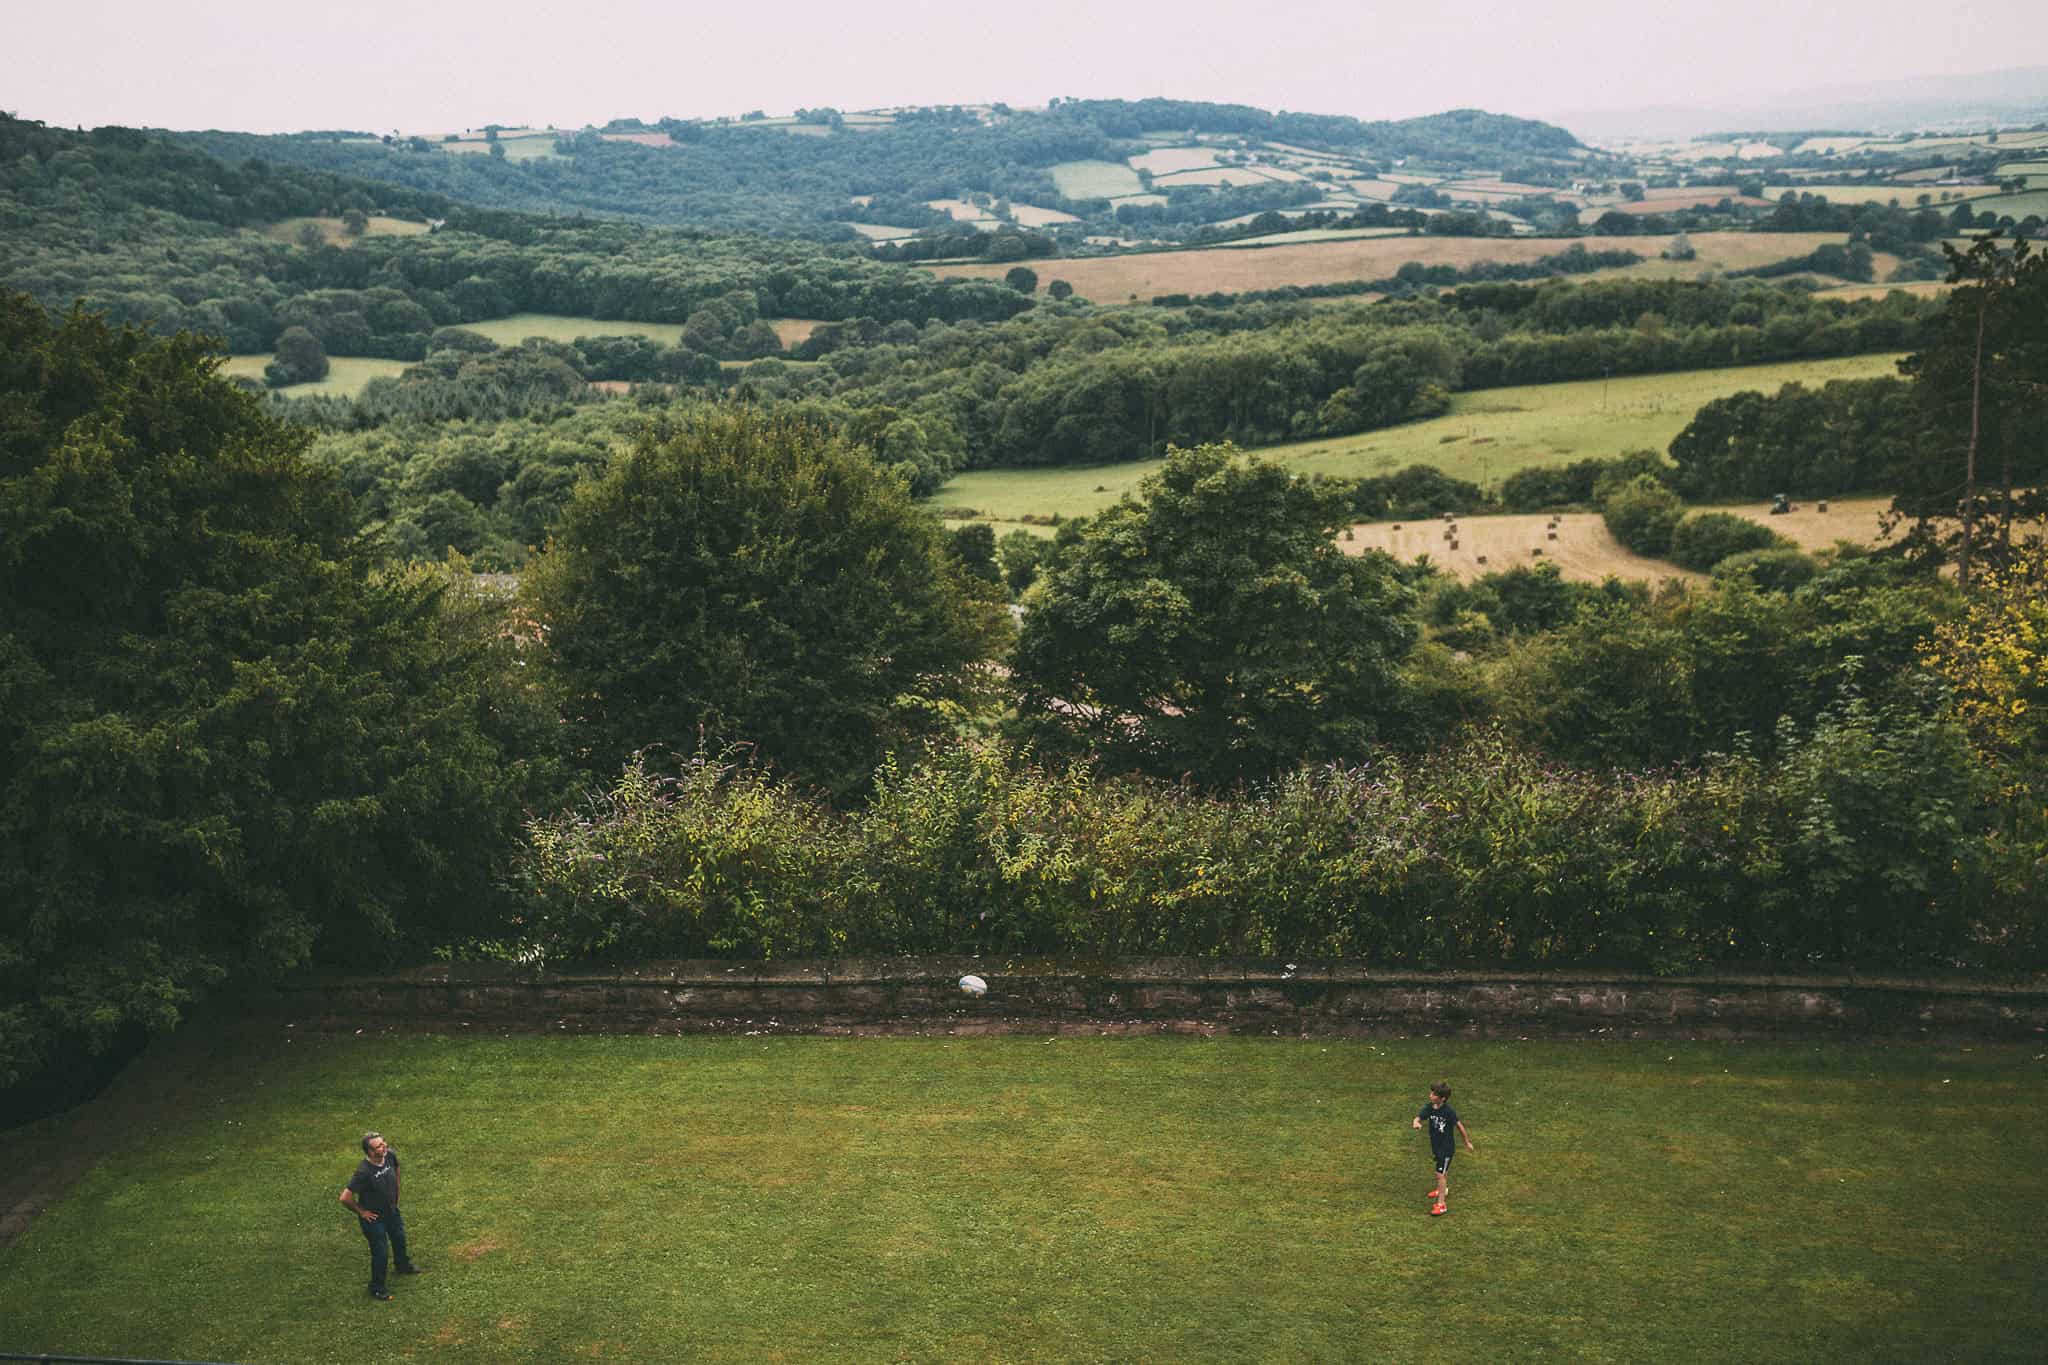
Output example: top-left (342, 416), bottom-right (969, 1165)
top-left (1434, 1151), bottom-right (1454, 1176)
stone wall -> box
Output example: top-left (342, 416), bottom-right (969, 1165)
top-left (251, 960), bottom-right (2048, 1041)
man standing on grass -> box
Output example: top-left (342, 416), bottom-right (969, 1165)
top-left (339, 1130), bottom-right (422, 1301)
top-left (1413, 1081), bottom-right (1475, 1217)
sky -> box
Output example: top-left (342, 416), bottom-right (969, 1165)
top-left (5, 0), bottom-right (2044, 136)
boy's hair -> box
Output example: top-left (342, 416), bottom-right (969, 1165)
top-left (1430, 1082), bottom-right (1451, 1100)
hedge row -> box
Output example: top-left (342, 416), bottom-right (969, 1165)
top-left (500, 704), bottom-right (2032, 975)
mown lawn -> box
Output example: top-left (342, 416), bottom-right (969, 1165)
top-left (1, 1032), bottom-right (2040, 1362)
top-left (933, 353), bottom-right (1905, 529)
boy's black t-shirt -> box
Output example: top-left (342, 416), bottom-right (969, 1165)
top-left (347, 1152), bottom-right (401, 1216)
top-left (1419, 1104), bottom-right (1459, 1155)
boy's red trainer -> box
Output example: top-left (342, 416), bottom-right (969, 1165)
top-left (1430, 1202), bottom-right (1448, 1216)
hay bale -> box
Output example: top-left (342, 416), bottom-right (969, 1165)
top-left (1547, 530), bottom-right (1557, 540)
top-left (1531, 546), bottom-right (1543, 557)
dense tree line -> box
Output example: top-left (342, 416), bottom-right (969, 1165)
top-left (1, 117), bottom-right (1035, 363)
top-left (170, 101), bottom-right (1588, 242)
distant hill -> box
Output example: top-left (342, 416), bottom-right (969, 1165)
top-left (1551, 66), bottom-right (2048, 143)
top-left (171, 99), bottom-right (1586, 242)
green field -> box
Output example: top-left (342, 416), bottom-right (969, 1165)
top-left (457, 313), bottom-right (693, 347)
top-left (442, 134), bottom-right (560, 161)
top-left (932, 354), bottom-right (1905, 526)
top-left (1049, 159), bottom-right (1145, 198)
top-left (0, 1030), bottom-right (2038, 1362)
top-left (217, 354), bottom-right (411, 398)
top-left (1970, 189), bottom-right (2048, 220)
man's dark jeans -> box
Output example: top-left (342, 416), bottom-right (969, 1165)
top-left (358, 1206), bottom-right (411, 1291)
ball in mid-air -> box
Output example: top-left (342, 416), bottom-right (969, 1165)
top-left (959, 974), bottom-right (988, 998)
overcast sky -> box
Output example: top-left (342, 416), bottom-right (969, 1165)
top-left (5, 0), bottom-right (2043, 135)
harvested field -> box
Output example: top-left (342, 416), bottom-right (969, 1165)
top-left (1008, 203), bottom-right (1081, 226)
top-left (259, 215), bottom-right (431, 247)
top-left (930, 231), bottom-right (1866, 300)
top-left (1152, 166), bottom-right (1296, 187)
top-left (1817, 281), bottom-right (1953, 302)
top-left (848, 223), bottom-right (917, 240)
top-left (1128, 147), bottom-right (1220, 175)
top-left (1342, 511), bottom-right (1697, 582)
top-left (1343, 179), bottom-right (1403, 200)
top-left (1341, 497), bottom-right (1900, 583)
top-left (457, 314), bottom-right (690, 347)
top-left (928, 198), bottom-right (1000, 224)
top-left (1597, 192), bottom-right (1774, 215)
top-left (1050, 160), bottom-right (1144, 198)
top-left (600, 132), bottom-right (675, 148)
top-left (769, 318), bottom-right (825, 347)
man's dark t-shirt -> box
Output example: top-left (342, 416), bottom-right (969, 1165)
top-left (1419, 1104), bottom-right (1459, 1157)
top-left (347, 1151), bottom-right (402, 1216)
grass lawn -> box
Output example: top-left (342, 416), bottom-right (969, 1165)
top-left (0, 1031), bottom-right (2039, 1362)
top-left (216, 354), bottom-right (412, 398)
top-left (931, 353), bottom-right (1905, 527)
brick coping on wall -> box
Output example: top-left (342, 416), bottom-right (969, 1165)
top-left (251, 959), bottom-right (2048, 1041)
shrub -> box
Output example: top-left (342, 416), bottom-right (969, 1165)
top-left (1669, 511), bottom-right (1790, 571)
top-left (1601, 474), bottom-right (1685, 557)
top-left (1713, 546), bottom-right (1821, 592)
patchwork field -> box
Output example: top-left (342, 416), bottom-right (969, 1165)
top-left (1128, 146), bottom-right (1220, 175)
top-left (931, 231), bottom-right (1883, 302)
top-left (1763, 183), bottom-right (2001, 206)
top-left (260, 216), bottom-right (432, 247)
top-left (217, 354), bottom-right (411, 397)
top-left (1971, 189), bottom-right (2048, 220)
top-left (932, 354), bottom-right (1905, 529)
top-left (1152, 166), bottom-right (1298, 188)
top-left (442, 134), bottom-right (560, 160)
top-left (1, 1029), bottom-right (2038, 1363)
top-left (1049, 159), bottom-right (1145, 198)
top-left (1340, 498), bottom-right (1897, 583)
top-left (1007, 203), bottom-right (1081, 227)
top-left (457, 314), bottom-right (692, 347)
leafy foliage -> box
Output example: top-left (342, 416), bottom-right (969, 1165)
top-left (0, 295), bottom-right (560, 1085)
top-left (523, 408), bottom-right (1012, 795)
top-left (1010, 444), bottom-right (1417, 785)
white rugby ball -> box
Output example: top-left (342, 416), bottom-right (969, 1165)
top-left (958, 974), bottom-right (988, 997)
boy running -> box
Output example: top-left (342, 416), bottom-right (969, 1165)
top-left (1413, 1081), bottom-right (1474, 1216)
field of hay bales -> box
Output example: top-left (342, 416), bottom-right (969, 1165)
top-left (931, 231), bottom-right (1880, 302)
top-left (1340, 497), bottom-right (1899, 583)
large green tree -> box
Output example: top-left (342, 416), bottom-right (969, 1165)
top-left (0, 295), bottom-right (557, 1087)
top-left (524, 408), bottom-right (1012, 794)
top-left (1010, 444), bottom-right (1418, 784)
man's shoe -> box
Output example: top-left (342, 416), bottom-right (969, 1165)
top-left (396, 1264), bottom-right (424, 1276)
top-left (1430, 1203), bottom-right (1448, 1217)
top-left (370, 1287), bottom-right (394, 1301)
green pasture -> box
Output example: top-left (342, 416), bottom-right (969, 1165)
top-left (932, 354), bottom-right (1905, 526)
top-left (1, 1030), bottom-right (2039, 1362)
top-left (217, 354), bottom-right (411, 398)
top-left (1049, 159), bottom-right (1145, 198)
top-left (457, 312), bottom-right (692, 347)
top-left (1970, 188), bottom-right (2048, 220)
top-left (442, 135), bottom-right (560, 161)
